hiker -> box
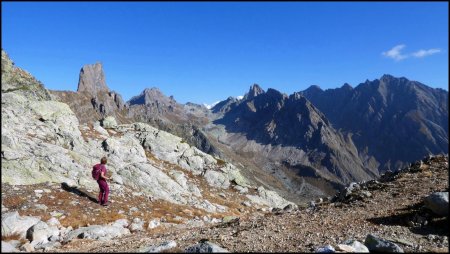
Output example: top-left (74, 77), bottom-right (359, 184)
top-left (93, 157), bottom-right (110, 206)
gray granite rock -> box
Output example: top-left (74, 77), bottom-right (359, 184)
top-left (64, 224), bottom-right (130, 242)
top-left (424, 192), bottom-right (448, 216)
top-left (1, 211), bottom-right (41, 239)
top-left (139, 240), bottom-right (177, 253)
top-left (184, 241), bottom-right (229, 253)
top-left (364, 234), bottom-right (404, 253)
top-left (1, 241), bottom-right (19, 252)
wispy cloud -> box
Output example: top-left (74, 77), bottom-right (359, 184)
top-left (382, 44), bottom-right (442, 61)
top-left (411, 48), bottom-right (441, 58)
top-left (382, 44), bottom-right (408, 61)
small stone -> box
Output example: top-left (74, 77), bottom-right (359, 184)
top-left (242, 201), bottom-right (252, 207)
top-left (222, 216), bottom-right (239, 224)
top-left (148, 219), bottom-right (161, 229)
top-left (316, 245), bottom-right (335, 253)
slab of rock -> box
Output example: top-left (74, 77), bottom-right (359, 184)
top-left (364, 234), bottom-right (404, 253)
top-left (246, 186), bottom-right (297, 209)
top-left (26, 221), bottom-right (59, 243)
top-left (335, 244), bottom-right (355, 252)
top-left (20, 242), bottom-right (35, 252)
top-left (93, 122), bottom-right (110, 136)
top-left (64, 225), bottom-right (130, 242)
top-left (111, 219), bottom-right (129, 228)
top-left (424, 192), bottom-right (448, 216)
top-left (204, 170), bottom-right (230, 189)
top-left (33, 241), bottom-right (62, 251)
top-left (222, 216), bottom-right (239, 224)
top-left (1, 211), bottom-right (41, 239)
top-left (342, 240), bottom-right (369, 253)
top-left (1, 241), bottom-right (18, 252)
top-left (184, 241), bottom-right (229, 253)
top-left (139, 240), bottom-right (177, 253)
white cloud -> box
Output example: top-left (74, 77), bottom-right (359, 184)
top-left (382, 44), bottom-right (408, 61)
top-left (412, 48), bottom-right (441, 58)
top-left (382, 45), bottom-right (442, 61)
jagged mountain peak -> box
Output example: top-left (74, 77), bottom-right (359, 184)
top-left (341, 83), bottom-right (353, 90)
top-left (244, 83), bottom-right (265, 100)
top-left (306, 84), bottom-right (323, 91)
top-left (127, 87), bottom-right (176, 106)
top-left (77, 62), bottom-right (109, 94)
top-left (265, 88), bottom-right (287, 99)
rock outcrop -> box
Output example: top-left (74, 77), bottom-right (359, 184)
top-left (51, 62), bottom-right (129, 125)
top-left (1, 49), bottom-right (52, 101)
top-left (77, 63), bottom-right (109, 94)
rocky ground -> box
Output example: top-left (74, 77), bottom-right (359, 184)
top-left (2, 155), bottom-right (447, 253)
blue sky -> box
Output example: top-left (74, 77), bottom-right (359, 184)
top-left (2, 2), bottom-right (448, 105)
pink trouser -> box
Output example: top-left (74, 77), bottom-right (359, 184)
top-left (97, 179), bottom-right (109, 204)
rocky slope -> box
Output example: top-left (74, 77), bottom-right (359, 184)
top-left (300, 74), bottom-right (449, 172)
top-left (5, 155), bottom-right (446, 252)
top-left (1, 49), bottom-right (297, 251)
top-left (1, 50), bottom-right (52, 101)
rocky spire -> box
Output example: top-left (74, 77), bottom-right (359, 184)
top-left (77, 62), bottom-right (109, 94)
top-left (244, 84), bottom-right (264, 100)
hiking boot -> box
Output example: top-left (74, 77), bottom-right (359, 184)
top-left (102, 202), bottom-right (110, 206)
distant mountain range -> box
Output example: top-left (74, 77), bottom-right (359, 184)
top-left (300, 74), bottom-right (448, 172)
top-left (48, 59), bottom-right (448, 202)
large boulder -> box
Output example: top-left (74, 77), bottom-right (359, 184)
top-left (119, 163), bottom-right (189, 204)
top-left (26, 221), bottom-right (59, 243)
top-left (1, 212), bottom-right (41, 239)
top-left (204, 170), bottom-right (230, 189)
top-left (64, 224), bottom-right (130, 242)
top-left (1, 241), bottom-right (19, 252)
top-left (342, 240), bottom-right (369, 253)
top-left (246, 186), bottom-right (297, 209)
top-left (102, 116), bottom-right (117, 129)
top-left (424, 192), bottom-right (448, 216)
top-left (364, 234), bottom-right (403, 253)
top-left (129, 218), bottom-right (144, 232)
